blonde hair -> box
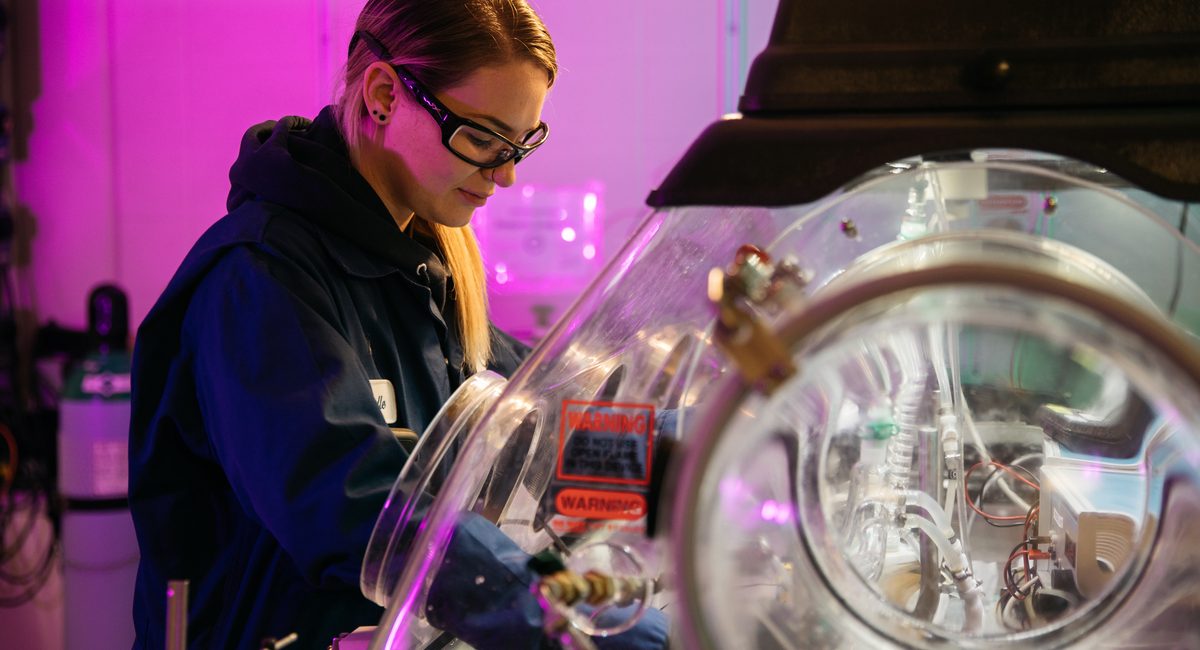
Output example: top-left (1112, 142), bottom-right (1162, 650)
top-left (336, 0), bottom-right (556, 372)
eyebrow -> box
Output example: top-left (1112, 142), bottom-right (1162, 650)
top-left (477, 114), bottom-right (515, 134)
top-left (469, 113), bottom-right (539, 139)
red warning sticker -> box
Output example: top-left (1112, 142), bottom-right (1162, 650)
top-left (556, 400), bottom-right (655, 486)
top-left (554, 488), bottom-right (647, 520)
top-left (977, 194), bottom-right (1029, 214)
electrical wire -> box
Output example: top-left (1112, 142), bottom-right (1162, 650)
top-left (0, 32), bottom-right (59, 609)
top-left (0, 494), bottom-right (59, 608)
top-left (1004, 543), bottom-right (1044, 601)
top-left (0, 422), bottom-right (14, 498)
top-left (1020, 505), bottom-right (1040, 586)
top-left (975, 462), bottom-right (1039, 529)
top-left (963, 460), bottom-right (1039, 522)
top-left (1000, 503), bottom-right (1046, 606)
top-left (964, 453), bottom-right (1042, 539)
top-left (957, 388), bottom-right (1030, 510)
top-left (0, 494), bottom-right (38, 565)
top-left (0, 261), bottom-right (60, 609)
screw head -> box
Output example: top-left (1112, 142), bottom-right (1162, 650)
top-left (1044, 196), bottom-right (1058, 214)
top-left (840, 218), bottom-right (859, 238)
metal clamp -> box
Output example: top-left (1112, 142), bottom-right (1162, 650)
top-left (707, 245), bottom-right (807, 393)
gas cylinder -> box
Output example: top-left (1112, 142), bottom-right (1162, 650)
top-left (58, 284), bottom-right (137, 649)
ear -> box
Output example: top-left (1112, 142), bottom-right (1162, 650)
top-left (361, 61), bottom-right (400, 119)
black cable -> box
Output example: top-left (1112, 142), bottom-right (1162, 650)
top-left (1003, 537), bottom-right (1036, 598)
top-left (0, 267), bottom-right (60, 607)
top-left (0, 493), bottom-right (59, 607)
top-left (975, 463), bottom-right (1038, 529)
top-left (0, 538), bottom-right (56, 608)
top-left (1002, 502), bottom-right (1042, 599)
top-left (0, 495), bottom-right (38, 565)
top-left (1167, 203), bottom-right (1190, 318)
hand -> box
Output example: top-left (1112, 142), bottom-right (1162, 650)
top-left (424, 512), bottom-right (669, 649)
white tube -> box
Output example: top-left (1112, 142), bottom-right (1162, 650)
top-left (928, 325), bottom-right (953, 408)
top-left (886, 331), bottom-right (925, 494)
top-left (960, 402), bottom-right (992, 464)
top-left (938, 412), bottom-right (961, 516)
top-left (905, 514), bottom-right (964, 573)
top-left (942, 483), bottom-right (959, 533)
top-left (951, 325), bottom-right (1031, 512)
top-left (907, 514), bottom-right (984, 633)
top-left (961, 583), bottom-right (984, 634)
top-left (938, 411), bottom-right (978, 570)
top-left (903, 490), bottom-right (954, 539)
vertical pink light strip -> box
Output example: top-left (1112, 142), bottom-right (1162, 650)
top-left (105, 0), bottom-right (122, 283)
top-left (21, 0), bottom-right (120, 328)
top-left (716, 0), bottom-right (727, 116)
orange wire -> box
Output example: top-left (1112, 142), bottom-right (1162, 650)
top-left (1021, 506), bottom-right (1041, 578)
top-left (964, 460), bottom-right (1040, 521)
top-left (1011, 549), bottom-right (1050, 562)
top-left (1022, 505), bottom-right (1039, 539)
top-left (0, 423), bottom-right (17, 499)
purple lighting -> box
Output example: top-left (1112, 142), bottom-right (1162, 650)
top-left (759, 499), bottom-right (794, 525)
top-left (474, 181), bottom-right (605, 340)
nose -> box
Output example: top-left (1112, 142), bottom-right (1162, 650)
top-left (486, 160), bottom-right (517, 188)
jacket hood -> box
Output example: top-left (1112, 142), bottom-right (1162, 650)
top-left (227, 105), bottom-right (442, 274)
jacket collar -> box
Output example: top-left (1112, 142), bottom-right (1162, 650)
top-left (315, 222), bottom-right (444, 281)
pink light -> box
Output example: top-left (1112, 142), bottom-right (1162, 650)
top-left (760, 500), bottom-right (778, 521)
top-left (582, 244), bottom-right (596, 260)
top-left (496, 272), bottom-right (509, 285)
top-left (522, 185), bottom-right (534, 199)
top-left (583, 192), bottom-right (598, 212)
top-left (759, 499), bottom-right (793, 524)
top-left (720, 477), bottom-right (751, 500)
top-left (561, 227), bottom-right (577, 242)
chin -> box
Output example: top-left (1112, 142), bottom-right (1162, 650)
top-left (429, 209), bottom-right (475, 229)
top-left (447, 210), bottom-right (476, 228)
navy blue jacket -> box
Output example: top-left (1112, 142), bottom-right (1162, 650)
top-left (128, 107), bottom-right (527, 649)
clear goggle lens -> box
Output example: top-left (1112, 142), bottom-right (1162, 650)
top-left (449, 123), bottom-right (548, 167)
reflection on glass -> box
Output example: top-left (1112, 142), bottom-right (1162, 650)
top-left (367, 152), bottom-right (1200, 649)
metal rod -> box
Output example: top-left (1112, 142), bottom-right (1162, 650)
top-left (914, 425), bottom-right (942, 620)
top-left (166, 579), bottom-right (189, 650)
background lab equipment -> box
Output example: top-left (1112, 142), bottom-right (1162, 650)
top-left (341, 1), bottom-right (1200, 648)
top-left (58, 285), bottom-right (138, 650)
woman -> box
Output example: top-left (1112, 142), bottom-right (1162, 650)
top-left (128, 1), bottom-right (667, 648)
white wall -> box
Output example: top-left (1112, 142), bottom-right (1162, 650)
top-left (11, 0), bottom-right (778, 332)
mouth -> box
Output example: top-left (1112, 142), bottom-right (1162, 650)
top-left (458, 188), bottom-right (490, 207)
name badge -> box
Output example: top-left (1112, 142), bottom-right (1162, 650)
top-left (370, 379), bottom-right (398, 424)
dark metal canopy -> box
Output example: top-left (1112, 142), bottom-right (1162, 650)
top-left (647, 0), bottom-right (1200, 206)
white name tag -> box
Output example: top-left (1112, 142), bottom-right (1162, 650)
top-left (370, 379), bottom-right (398, 424)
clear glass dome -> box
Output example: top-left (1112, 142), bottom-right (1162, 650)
top-left (364, 151), bottom-right (1200, 649)
top-left (669, 254), bottom-right (1200, 648)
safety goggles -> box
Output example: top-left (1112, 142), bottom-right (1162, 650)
top-left (352, 30), bottom-right (549, 169)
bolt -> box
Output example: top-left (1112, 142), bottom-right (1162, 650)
top-left (841, 218), bottom-right (858, 238)
top-left (1044, 196), bottom-right (1058, 215)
